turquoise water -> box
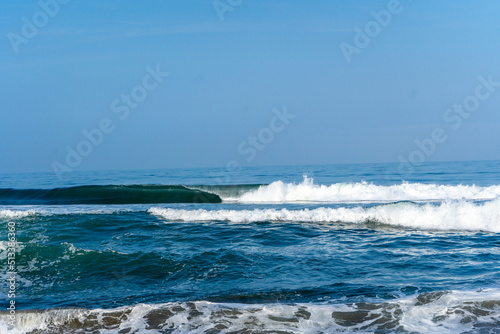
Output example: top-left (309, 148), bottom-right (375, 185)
top-left (2, 161), bottom-right (500, 333)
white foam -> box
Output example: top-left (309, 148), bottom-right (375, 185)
top-left (0, 205), bottom-right (149, 217)
top-left (2, 289), bottom-right (500, 333)
top-left (0, 241), bottom-right (25, 261)
top-left (230, 176), bottom-right (500, 203)
top-left (0, 209), bottom-right (37, 219)
top-left (149, 198), bottom-right (500, 232)
top-left (399, 289), bottom-right (500, 333)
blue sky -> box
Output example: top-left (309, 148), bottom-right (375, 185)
top-left (1, 0), bottom-right (500, 173)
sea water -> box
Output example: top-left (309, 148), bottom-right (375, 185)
top-left (1, 161), bottom-right (500, 333)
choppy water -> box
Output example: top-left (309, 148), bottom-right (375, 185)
top-left (2, 161), bottom-right (500, 333)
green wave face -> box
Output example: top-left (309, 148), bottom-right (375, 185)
top-left (0, 185), bottom-right (222, 205)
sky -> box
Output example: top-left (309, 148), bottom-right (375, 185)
top-left (1, 0), bottom-right (500, 173)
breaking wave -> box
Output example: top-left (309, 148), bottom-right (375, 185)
top-left (229, 176), bottom-right (500, 203)
top-left (149, 198), bottom-right (500, 232)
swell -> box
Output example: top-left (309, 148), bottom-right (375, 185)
top-left (0, 185), bottom-right (222, 205)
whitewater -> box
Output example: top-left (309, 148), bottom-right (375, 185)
top-left (221, 176), bottom-right (500, 203)
top-left (149, 198), bottom-right (500, 232)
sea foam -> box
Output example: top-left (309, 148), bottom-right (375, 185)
top-left (3, 289), bottom-right (500, 334)
top-left (149, 198), bottom-right (500, 232)
top-left (0, 209), bottom-right (37, 218)
top-left (229, 176), bottom-right (500, 203)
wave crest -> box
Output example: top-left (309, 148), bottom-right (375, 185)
top-left (149, 198), bottom-right (500, 232)
top-left (230, 176), bottom-right (500, 203)
top-left (0, 185), bottom-right (221, 205)
top-left (0, 209), bottom-right (37, 218)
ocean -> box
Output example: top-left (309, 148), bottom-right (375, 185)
top-left (1, 161), bottom-right (500, 333)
